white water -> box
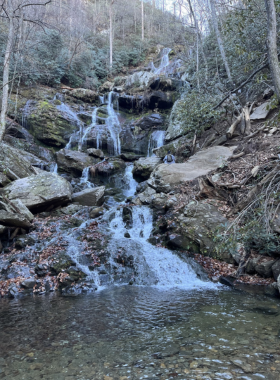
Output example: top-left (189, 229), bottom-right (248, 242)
top-left (123, 165), bottom-right (138, 198)
top-left (106, 92), bottom-right (121, 155)
top-left (108, 206), bottom-right (217, 290)
top-left (147, 130), bottom-right (166, 157)
top-left (57, 102), bottom-right (84, 150)
top-left (152, 48), bottom-right (172, 75)
top-left (81, 108), bottom-right (99, 146)
top-left (79, 167), bottom-right (94, 188)
top-left (51, 163), bottom-right (58, 174)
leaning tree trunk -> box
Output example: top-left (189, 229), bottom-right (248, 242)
top-left (264, 0), bottom-right (280, 100)
top-left (209, 0), bottom-right (233, 87)
top-left (0, 14), bottom-right (14, 142)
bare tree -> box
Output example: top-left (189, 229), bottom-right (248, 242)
top-left (209, 0), bottom-right (233, 86)
top-left (0, 0), bottom-right (52, 143)
top-left (109, 0), bottom-right (115, 67)
top-left (264, 0), bottom-right (280, 99)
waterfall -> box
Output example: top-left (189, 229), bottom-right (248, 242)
top-left (56, 102), bottom-right (84, 151)
top-left (108, 206), bottom-right (215, 289)
top-left (147, 130), bottom-right (165, 157)
top-left (152, 48), bottom-right (171, 75)
top-left (79, 167), bottom-right (94, 188)
top-left (81, 108), bottom-right (99, 147)
top-left (21, 100), bottom-right (33, 130)
top-left (51, 163), bottom-right (58, 174)
top-left (106, 92), bottom-right (121, 156)
top-left (123, 165), bottom-right (138, 198)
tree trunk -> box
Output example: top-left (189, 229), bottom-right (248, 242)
top-left (109, 0), bottom-right (115, 68)
top-left (142, 0), bottom-right (144, 40)
top-left (0, 11), bottom-right (14, 142)
top-left (264, 0), bottom-right (280, 99)
top-left (209, 0), bottom-right (233, 86)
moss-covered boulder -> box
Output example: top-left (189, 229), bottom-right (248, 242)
top-left (27, 100), bottom-right (77, 147)
top-left (64, 88), bottom-right (99, 104)
top-left (132, 157), bottom-right (162, 180)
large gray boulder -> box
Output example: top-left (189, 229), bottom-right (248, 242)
top-left (250, 102), bottom-right (271, 120)
top-left (148, 146), bottom-right (236, 193)
top-left (72, 187), bottom-right (105, 206)
top-left (56, 149), bottom-right (97, 176)
top-left (0, 196), bottom-right (33, 228)
top-left (4, 172), bottom-right (72, 211)
top-left (133, 157), bottom-right (162, 180)
top-left (167, 201), bottom-right (231, 260)
top-left (0, 143), bottom-right (36, 181)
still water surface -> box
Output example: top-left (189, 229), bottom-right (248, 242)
top-left (0, 286), bottom-right (280, 379)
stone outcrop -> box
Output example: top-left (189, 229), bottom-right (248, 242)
top-left (0, 143), bottom-right (37, 181)
top-left (72, 187), bottom-right (105, 206)
top-left (135, 114), bottom-right (165, 130)
top-left (133, 157), bottom-right (162, 180)
top-left (0, 195), bottom-right (34, 229)
top-left (93, 159), bottom-right (126, 176)
top-left (56, 149), bottom-right (97, 176)
top-left (148, 146), bottom-right (236, 193)
top-left (64, 88), bottom-right (99, 104)
top-left (154, 136), bottom-right (192, 159)
top-left (87, 148), bottom-right (104, 159)
top-left (4, 172), bottom-right (72, 212)
top-left (167, 201), bottom-right (230, 260)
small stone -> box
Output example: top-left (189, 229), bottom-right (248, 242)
top-left (104, 376), bottom-right (113, 380)
top-left (160, 363), bottom-right (166, 368)
top-left (190, 361), bottom-right (199, 369)
top-left (27, 352), bottom-right (34, 357)
top-left (183, 369), bottom-right (190, 374)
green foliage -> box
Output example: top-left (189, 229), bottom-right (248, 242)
top-left (170, 90), bottom-right (223, 137)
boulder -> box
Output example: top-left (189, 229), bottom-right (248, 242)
top-left (23, 100), bottom-right (77, 147)
top-left (94, 159), bottom-right (126, 176)
top-left (64, 88), bottom-right (99, 104)
top-left (10, 199), bottom-right (34, 222)
top-left (0, 173), bottom-right (10, 187)
top-left (132, 186), bottom-right (156, 205)
top-left (167, 201), bottom-right (230, 259)
top-left (4, 172), bottom-right (72, 212)
top-left (87, 148), bottom-right (104, 159)
top-left (99, 81), bottom-right (113, 93)
top-left (255, 258), bottom-right (276, 278)
top-left (72, 187), bottom-right (105, 206)
top-left (148, 146), bottom-right (236, 193)
top-left (120, 153), bottom-right (144, 162)
top-left (133, 157), bottom-right (162, 180)
top-left (246, 256), bottom-right (261, 274)
top-left (0, 211), bottom-right (31, 228)
top-left (250, 102), bottom-right (271, 120)
top-left (21, 278), bottom-right (36, 289)
top-left (56, 149), bottom-right (97, 176)
top-left (147, 91), bottom-right (175, 110)
top-left (154, 136), bottom-right (192, 159)
top-left (272, 260), bottom-right (280, 280)
top-left (0, 143), bottom-right (36, 181)
top-left (135, 114), bottom-right (165, 130)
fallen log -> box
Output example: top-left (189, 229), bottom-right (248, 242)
top-left (226, 113), bottom-right (243, 138)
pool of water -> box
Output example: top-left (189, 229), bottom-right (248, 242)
top-left (0, 286), bottom-right (280, 379)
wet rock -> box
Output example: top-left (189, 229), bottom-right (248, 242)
top-left (0, 142), bottom-right (36, 181)
top-left (8, 285), bottom-right (19, 298)
top-left (56, 149), bottom-right (96, 176)
top-left (123, 207), bottom-right (133, 228)
top-left (35, 263), bottom-right (49, 277)
top-left (133, 186), bottom-right (156, 205)
top-left (87, 148), bottom-right (104, 159)
top-left (0, 225), bottom-right (6, 235)
top-left (133, 157), bottom-right (162, 180)
top-left (50, 253), bottom-right (76, 274)
top-left (21, 278), bottom-right (36, 289)
top-left (124, 232), bottom-right (131, 238)
top-left (64, 88), bottom-right (99, 104)
top-left (147, 91), bottom-right (175, 110)
top-left (15, 235), bottom-right (35, 249)
top-left (231, 359), bottom-right (252, 373)
top-left (54, 204), bottom-right (84, 216)
top-left (255, 257), bottom-right (276, 278)
top-left (135, 114), bottom-right (165, 130)
top-left (120, 153), bottom-right (144, 162)
top-left (4, 172), bottom-right (72, 212)
top-left (151, 193), bottom-right (168, 212)
top-left (148, 146), bottom-right (236, 193)
top-left (72, 186), bottom-right (105, 207)
top-left (89, 207), bottom-right (104, 219)
top-left (0, 210), bottom-right (31, 229)
top-left (66, 266), bottom-right (87, 281)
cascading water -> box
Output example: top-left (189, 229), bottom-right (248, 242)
top-left (107, 206), bottom-right (216, 289)
top-left (147, 130), bottom-right (165, 157)
top-left (151, 48), bottom-right (172, 75)
top-left (51, 163), bottom-right (58, 174)
top-left (81, 108), bottom-right (99, 147)
top-left (123, 165), bottom-right (138, 198)
top-left (106, 92), bottom-right (122, 155)
top-left (56, 102), bottom-right (84, 150)
top-left (79, 167), bottom-right (94, 189)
